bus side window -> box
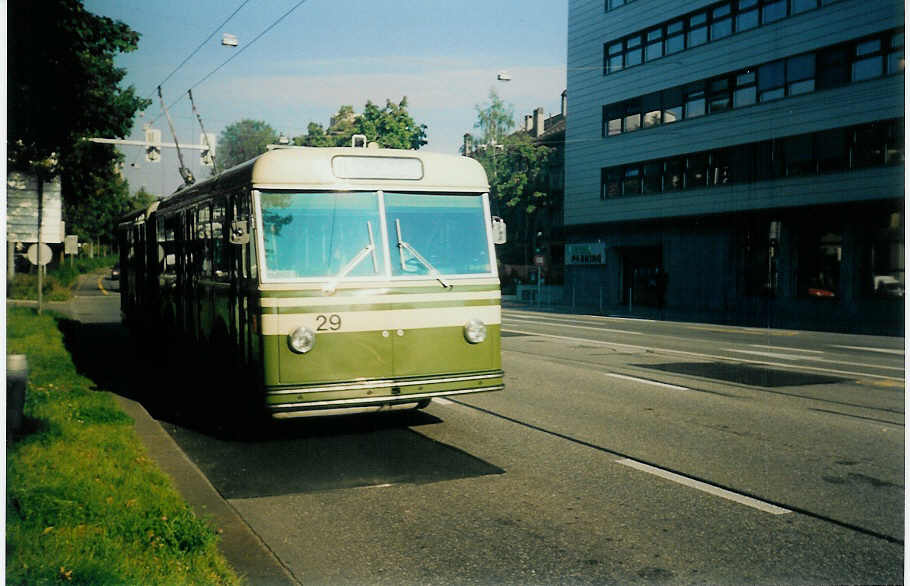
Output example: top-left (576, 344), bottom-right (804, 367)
top-left (234, 193), bottom-right (257, 279)
top-left (198, 204), bottom-right (213, 278)
top-left (213, 198), bottom-right (228, 280)
top-left (163, 216), bottom-right (177, 275)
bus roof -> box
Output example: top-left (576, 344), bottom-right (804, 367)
top-left (159, 147), bottom-right (489, 211)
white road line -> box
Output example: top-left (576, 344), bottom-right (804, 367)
top-left (604, 372), bottom-right (690, 391)
top-left (831, 345), bottom-right (905, 356)
top-left (727, 349), bottom-right (809, 361)
top-left (506, 315), bottom-right (644, 336)
top-left (615, 458), bottom-right (792, 515)
top-left (503, 309), bottom-right (657, 323)
top-left (502, 328), bottom-right (904, 382)
top-left (749, 344), bottom-right (824, 354)
top-left (503, 328), bottom-right (645, 352)
top-left (433, 398), bottom-right (455, 406)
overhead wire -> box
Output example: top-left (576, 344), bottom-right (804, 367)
top-left (150, 0), bottom-right (311, 126)
top-left (142, 0), bottom-right (253, 102)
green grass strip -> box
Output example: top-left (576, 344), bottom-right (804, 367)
top-left (6, 307), bottom-right (241, 585)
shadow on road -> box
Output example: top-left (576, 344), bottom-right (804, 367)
top-left (57, 317), bottom-right (505, 495)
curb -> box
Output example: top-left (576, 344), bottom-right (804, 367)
top-left (114, 395), bottom-right (299, 586)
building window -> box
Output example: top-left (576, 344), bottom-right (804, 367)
top-left (888, 31), bottom-right (904, 74)
top-left (708, 77), bottom-right (732, 113)
top-left (623, 166), bottom-right (642, 195)
top-left (791, 0), bottom-right (818, 13)
top-left (684, 82), bottom-right (706, 118)
top-left (645, 28), bottom-right (663, 61)
top-left (643, 161), bottom-right (663, 194)
top-left (662, 87), bottom-right (683, 124)
top-left (602, 30), bottom-right (902, 139)
top-left (869, 211), bottom-right (904, 298)
top-left (758, 60), bottom-right (786, 102)
top-left (685, 153), bottom-right (709, 188)
top-left (664, 158), bottom-right (685, 191)
top-left (799, 229), bottom-right (842, 298)
top-left (642, 93), bottom-right (662, 128)
top-left (761, 0), bottom-right (787, 24)
top-left (711, 149), bottom-right (732, 185)
top-left (711, 3), bottom-right (733, 40)
top-left (603, 0), bottom-right (859, 76)
top-left (599, 120), bottom-right (903, 201)
top-left (782, 134), bottom-right (815, 176)
top-left (688, 12), bottom-right (709, 47)
top-left (853, 123), bottom-right (885, 168)
top-left (603, 168), bottom-right (623, 199)
top-left (666, 20), bottom-right (685, 54)
top-left (885, 119), bottom-right (904, 165)
top-left (853, 38), bottom-right (884, 81)
top-left (733, 70), bottom-right (758, 106)
top-left (606, 42), bottom-right (623, 74)
top-left (625, 35), bottom-right (643, 67)
top-left (787, 53), bottom-right (816, 95)
top-left (736, 0), bottom-right (759, 31)
top-left (816, 128), bottom-right (849, 173)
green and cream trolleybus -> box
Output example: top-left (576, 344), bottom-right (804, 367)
top-left (118, 143), bottom-right (506, 418)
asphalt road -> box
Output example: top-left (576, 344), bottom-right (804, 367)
top-left (66, 283), bottom-right (905, 584)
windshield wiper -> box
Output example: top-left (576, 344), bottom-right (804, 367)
top-left (395, 219), bottom-right (452, 289)
top-left (322, 221), bottom-right (378, 294)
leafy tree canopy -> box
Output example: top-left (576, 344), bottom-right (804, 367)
top-left (8, 0), bottom-right (150, 243)
top-left (8, 0), bottom-right (149, 176)
top-left (217, 119), bottom-right (279, 171)
top-left (469, 89), bottom-right (515, 149)
top-left (294, 98), bottom-right (427, 150)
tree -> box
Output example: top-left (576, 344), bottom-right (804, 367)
top-left (217, 119), bottom-right (279, 170)
top-left (8, 0), bottom-right (150, 242)
top-left (466, 91), bottom-right (554, 266)
top-left (470, 89), bottom-right (515, 149)
top-left (293, 99), bottom-right (427, 149)
top-left (355, 98), bottom-right (427, 150)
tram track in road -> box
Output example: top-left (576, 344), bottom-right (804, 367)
top-left (440, 397), bottom-right (905, 546)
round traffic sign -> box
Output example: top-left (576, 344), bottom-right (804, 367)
top-left (27, 243), bottom-right (53, 266)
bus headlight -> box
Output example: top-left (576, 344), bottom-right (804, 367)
top-left (463, 319), bottom-right (487, 344)
top-left (288, 326), bottom-right (316, 354)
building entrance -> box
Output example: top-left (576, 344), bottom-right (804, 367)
top-left (620, 246), bottom-right (664, 307)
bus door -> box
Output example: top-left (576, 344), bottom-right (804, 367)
top-left (229, 193), bottom-right (252, 364)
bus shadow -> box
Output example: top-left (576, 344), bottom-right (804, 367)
top-left (162, 413), bottom-right (505, 499)
top-left (56, 318), bottom-right (505, 497)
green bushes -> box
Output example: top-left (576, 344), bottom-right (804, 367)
top-left (8, 255), bottom-right (118, 301)
top-left (6, 308), bottom-right (241, 585)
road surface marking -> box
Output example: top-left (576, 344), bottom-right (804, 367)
top-left (831, 345), bottom-right (905, 356)
top-left (433, 398), bottom-right (455, 406)
top-left (749, 344), bottom-right (823, 354)
top-left (731, 350), bottom-right (904, 372)
top-left (727, 349), bottom-right (809, 360)
top-left (603, 372), bottom-right (690, 391)
top-left (506, 315), bottom-right (644, 336)
top-left (501, 329), bottom-right (904, 382)
top-left (502, 329), bottom-right (645, 352)
top-left (97, 276), bottom-right (109, 296)
top-left (615, 458), bottom-right (792, 515)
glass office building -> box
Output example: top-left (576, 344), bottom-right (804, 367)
top-left (565, 0), bottom-right (904, 333)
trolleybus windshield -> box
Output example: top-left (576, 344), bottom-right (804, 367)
top-left (259, 191), bottom-right (493, 281)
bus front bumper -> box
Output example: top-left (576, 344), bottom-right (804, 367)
top-left (265, 370), bottom-right (504, 418)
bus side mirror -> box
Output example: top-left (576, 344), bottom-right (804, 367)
top-left (491, 216), bottom-right (507, 245)
top-left (230, 220), bottom-right (250, 245)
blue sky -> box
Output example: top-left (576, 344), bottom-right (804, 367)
top-left (82, 0), bottom-right (568, 195)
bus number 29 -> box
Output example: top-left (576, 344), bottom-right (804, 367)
top-left (316, 314), bottom-right (342, 331)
